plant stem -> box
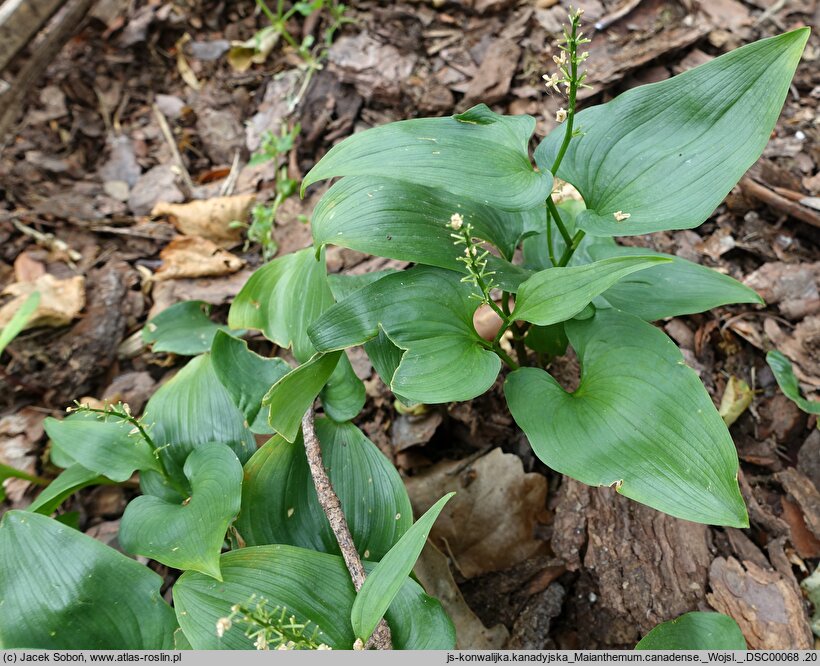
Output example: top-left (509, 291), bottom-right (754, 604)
top-left (549, 18), bottom-right (581, 177)
top-left (545, 206), bottom-right (557, 267)
top-left (300, 408), bottom-right (392, 650)
top-left (558, 229), bottom-right (586, 267)
top-left (493, 343), bottom-right (519, 370)
top-left (546, 198), bottom-right (572, 249)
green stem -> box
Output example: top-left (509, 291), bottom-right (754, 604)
top-left (558, 230), bottom-right (586, 267)
top-left (547, 198), bottom-right (572, 248)
top-left (545, 206), bottom-right (557, 267)
top-left (493, 344), bottom-right (519, 371)
top-left (549, 19), bottom-right (580, 177)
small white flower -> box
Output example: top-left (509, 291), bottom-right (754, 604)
top-left (317, 644), bottom-right (332, 650)
top-left (613, 211), bottom-right (631, 222)
top-left (255, 635), bottom-right (269, 650)
top-left (542, 73), bottom-right (561, 92)
top-left (216, 617), bottom-right (232, 638)
top-left (449, 213), bottom-right (464, 230)
top-left (353, 638), bottom-right (365, 650)
top-left (555, 108), bottom-right (567, 123)
top-left (553, 51), bottom-right (567, 66)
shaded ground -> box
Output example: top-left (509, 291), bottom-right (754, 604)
top-left (1, 0), bottom-right (820, 650)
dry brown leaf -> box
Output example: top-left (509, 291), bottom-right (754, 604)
top-left (0, 408), bottom-right (46, 505)
top-left (155, 236), bottom-right (244, 281)
top-left (0, 273), bottom-right (85, 329)
top-left (414, 541), bottom-right (509, 649)
top-left (151, 194), bottom-right (254, 246)
top-left (405, 447), bottom-right (548, 579)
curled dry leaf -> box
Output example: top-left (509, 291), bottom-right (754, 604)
top-left (719, 376), bottom-right (754, 426)
top-left (405, 447), bottom-right (548, 579)
top-left (151, 194), bottom-right (255, 246)
top-left (0, 274), bottom-right (85, 330)
top-left (155, 236), bottom-right (244, 281)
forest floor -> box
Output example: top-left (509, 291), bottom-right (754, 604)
top-left (1, 0), bottom-right (819, 650)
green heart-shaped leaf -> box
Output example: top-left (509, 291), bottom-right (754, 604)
top-left (120, 444), bottom-right (243, 580)
top-left (237, 418), bottom-right (412, 561)
top-left (308, 266), bottom-right (500, 404)
top-left (173, 545), bottom-right (455, 649)
top-left (263, 351), bottom-right (341, 442)
top-left (320, 352), bottom-right (366, 423)
top-left (636, 612), bottom-right (746, 650)
top-left (228, 248), bottom-right (333, 363)
top-left (0, 511), bottom-right (177, 649)
top-left (535, 29), bottom-right (809, 236)
top-left (142, 301), bottom-right (233, 356)
top-left (512, 256), bottom-right (670, 326)
top-left (304, 104), bottom-right (551, 212)
top-left (211, 330), bottom-right (291, 434)
top-left (351, 492), bottom-right (454, 643)
top-left (505, 307), bottom-right (747, 527)
top-left (44, 411), bottom-right (160, 482)
top-left (144, 354), bottom-right (255, 488)
top-left (588, 244), bottom-right (764, 320)
top-left (311, 176), bottom-right (542, 265)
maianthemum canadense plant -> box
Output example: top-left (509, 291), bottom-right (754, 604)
top-left (0, 13), bottom-right (811, 651)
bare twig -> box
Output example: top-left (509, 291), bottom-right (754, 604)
top-left (220, 150), bottom-right (242, 197)
top-left (12, 219), bottom-right (82, 263)
top-left (740, 177), bottom-right (820, 230)
top-left (300, 408), bottom-right (393, 650)
top-left (151, 103), bottom-right (195, 198)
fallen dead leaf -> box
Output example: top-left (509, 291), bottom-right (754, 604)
top-left (414, 541), bottom-right (509, 649)
top-left (0, 274), bottom-right (85, 329)
top-left (155, 236), bottom-right (244, 281)
top-left (228, 27), bottom-right (281, 73)
top-left (708, 556), bottom-right (813, 649)
top-left (719, 375), bottom-right (754, 426)
top-left (147, 268), bottom-right (254, 319)
top-left (151, 194), bottom-right (254, 246)
top-left (744, 262), bottom-right (820, 320)
top-left (0, 408), bottom-right (46, 506)
top-left (764, 315), bottom-right (820, 387)
top-left (405, 447), bottom-right (548, 579)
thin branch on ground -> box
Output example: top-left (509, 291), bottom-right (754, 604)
top-left (300, 407), bottom-right (393, 650)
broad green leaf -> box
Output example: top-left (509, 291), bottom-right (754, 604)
top-left (263, 351), bottom-right (341, 442)
top-left (535, 29), bottom-right (809, 236)
top-left (505, 308), bottom-right (747, 527)
top-left (173, 545), bottom-right (455, 649)
top-left (589, 244), bottom-right (763, 320)
top-left (142, 301), bottom-right (232, 356)
top-left (309, 266), bottom-right (500, 404)
top-left (120, 445), bottom-right (243, 580)
top-left (320, 352), bottom-right (366, 422)
top-left (210, 330), bottom-right (291, 434)
top-left (0, 291), bottom-right (40, 358)
top-left (521, 200), bottom-right (584, 269)
top-left (312, 176), bottom-right (542, 266)
top-left (28, 464), bottom-right (106, 515)
top-left (144, 354), bottom-right (255, 487)
top-left (524, 323), bottom-right (568, 356)
top-left (303, 104), bottom-right (552, 212)
top-left (351, 493), bottom-right (454, 642)
top-left (512, 256), bottom-right (670, 326)
top-left (327, 270), bottom-right (399, 302)
top-left (0, 511), bottom-right (177, 649)
top-left (44, 411), bottom-right (161, 482)
top-left (237, 418), bottom-right (412, 560)
top-left (228, 248), bottom-right (333, 362)
top-left (636, 612), bottom-right (746, 650)
top-left (767, 350), bottom-right (820, 415)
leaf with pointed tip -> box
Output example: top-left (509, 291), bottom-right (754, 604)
top-left (308, 266), bottom-right (500, 404)
top-left (44, 412), bottom-right (161, 482)
top-left (320, 352), bottom-right (366, 422)
top-left (636, 612), bottom-right (746, 650)
top-left (589, 244), bottom-right (764, 320)
top-left (262, 351), bottom-right (341, 442)
top-left (304, 104), bottom-right (551, 212)
top-left (312, 176), bottom-right (542, 267)
top-left (144, 354), bottom-right (255, 488)
top-left (767, 350), bottom-right (820, 415)
top-left (0, 511), bottom-right (177, 649)
top-left (535, 29), bottom-right (809, 236)
top-left (505, 308), bottom-right (747, 527)
top-left (237, 418), bottom-right (411, 560)
top-left (210, 330), bottom-right (291, 434)
top-left (228, 248), bottom-right (333, 362)
top-left (351, 493), bottom-right (454, 642)
top-left (120, 444), bottom-right (242, 580)
top-left (0, 291), bottom-right (39, 358)
top-left (173, 545), bottom-right (455, 649)
top-left (512, 256), bottom-right (670, 326)
top-left (142, 301), bottom-right (232, 356)
top-left (28, 464), bottom-right (106, 515)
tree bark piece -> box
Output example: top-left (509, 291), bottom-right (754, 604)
top-left (0, 0), bottom-right (64, 73)
top-left (552, 479), bottom-right (712, 640)
top-left (708, 556), bottom-right (813, 649)
top-left (300, 409), bottom-right (392, 650)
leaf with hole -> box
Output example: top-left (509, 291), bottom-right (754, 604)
top-left (505, 308), bottom-right (747, 527)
